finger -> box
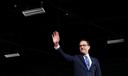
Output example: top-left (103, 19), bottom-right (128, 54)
top-left (53, 31), bottom-right (56, 36)
top-left (51, 34), bottom-right (54, 39)
top-left (55, 31), bottom-right (59, 36)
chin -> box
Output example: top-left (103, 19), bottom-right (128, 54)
top-left (80, 51), bottom-right (86, 54)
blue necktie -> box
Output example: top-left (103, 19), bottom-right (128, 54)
top-left (84, 56), bottom-right (90, 70)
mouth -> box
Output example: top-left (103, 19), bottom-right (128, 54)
top-left (80, 49), bottom-right (85, 51)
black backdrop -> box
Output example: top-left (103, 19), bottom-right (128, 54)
top-left (2, 0), bottom-right (128, 76)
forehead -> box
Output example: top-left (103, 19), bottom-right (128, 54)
top-left (79, 40), bottom-right (88, 44)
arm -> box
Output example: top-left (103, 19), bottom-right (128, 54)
top-left (95, 59), bottom-right (102, 76)
top-left (52, 31), bottom-right (74, 61)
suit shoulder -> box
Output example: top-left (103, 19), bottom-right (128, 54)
top-left (91, 57), bottom-right (99, 62)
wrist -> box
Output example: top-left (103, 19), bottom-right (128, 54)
top-left (54, 43), bottom-right (60, 50)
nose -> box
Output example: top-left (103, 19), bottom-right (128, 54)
top-left (81, 46), bottom-right (84, 48)
top-left (80, 46), bottom-right (84, 49)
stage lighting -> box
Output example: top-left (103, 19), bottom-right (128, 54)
top-left (22, 7), bottom-right (45, 17)
top-left (107, 38), bottom-right (124, 44)
top-left (4, 53), bottom-right (20, 58)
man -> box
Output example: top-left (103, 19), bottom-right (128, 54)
top-left (52, 31), bottom-right (102, 76)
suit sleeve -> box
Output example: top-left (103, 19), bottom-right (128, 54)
top-left (56, 47), bottom-right (74, 62)
top-left (95, 59), bottom-right (102, 76)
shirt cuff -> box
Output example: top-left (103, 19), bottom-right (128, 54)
top-left (54, 45), bottom-right (60, 50)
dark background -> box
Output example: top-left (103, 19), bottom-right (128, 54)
top-left (1, 0), bottom-right (128, 76)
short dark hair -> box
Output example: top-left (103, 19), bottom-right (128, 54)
top-left (80, 39), bottom-right (90, 46)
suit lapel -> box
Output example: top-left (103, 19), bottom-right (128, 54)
top-left (78, 55), bottom-right (88, 70)
top-left (78, 55), bottom-right (96, 71)
top-left (89, 57), bottom-right (96, 70)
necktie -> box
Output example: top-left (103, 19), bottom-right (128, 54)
top-left (84, 56), bottom-right (91, 70)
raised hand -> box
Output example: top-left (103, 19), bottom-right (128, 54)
top-left (52, 31), bottom-right (60, 47)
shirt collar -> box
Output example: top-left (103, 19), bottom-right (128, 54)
top-left (84, 53), bottom-right (90, 58)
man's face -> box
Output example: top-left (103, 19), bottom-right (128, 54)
top-left (79, 40), bottom-right (90, 55)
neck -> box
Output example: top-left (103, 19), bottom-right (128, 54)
top-left (81, 53), bottom-right (89, 56)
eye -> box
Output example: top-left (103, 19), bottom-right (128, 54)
top-left (80, 45), bottom-right (87, 47)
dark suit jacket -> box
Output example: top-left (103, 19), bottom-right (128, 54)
top-left (56, 47), bottom-right (102, 76)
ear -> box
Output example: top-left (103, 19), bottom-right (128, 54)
top-left (88, 46), bottom-right (90, 50)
